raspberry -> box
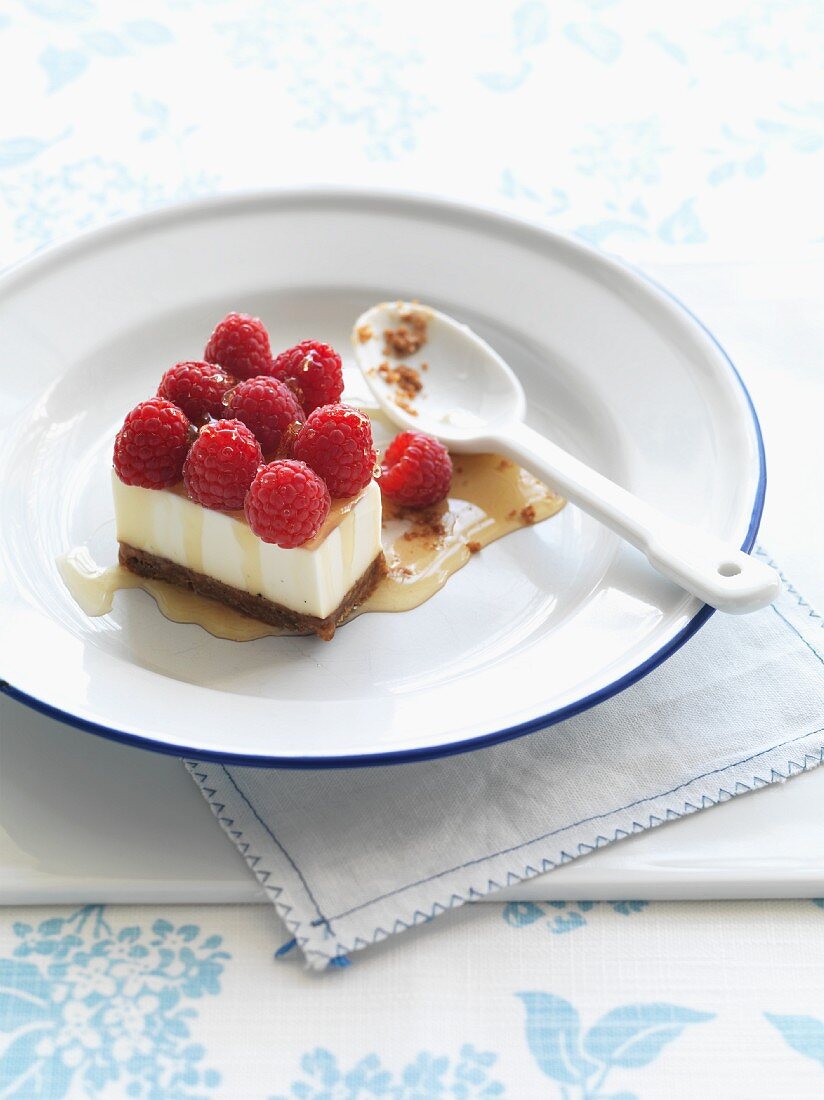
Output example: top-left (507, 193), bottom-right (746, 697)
top-left (204, 312), bottom-right (272, 381)
top-left (245, 460), bottom-right (331, 548)
top-left (292, 403), bottom-right (375, 498)
top-left (227, 376), bottom-right (304, 456)
top-left (380, 431), bottom-right (452, 508)
top-left (113, 398), bottom-right (191, 489)
top-left (270, 340), bottom-right (344, 414)
top-left (183, 419), bottom-right (262, 511)
top-left (157, 360), bottom-right (235, 424)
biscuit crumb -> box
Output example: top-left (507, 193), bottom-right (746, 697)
top-left (497, 458), bottom-right (514, 471)
top-left (377, 358), bottom-right (424, 416)
top-left (467, 541), bottom-right (482, 554)
top-left (356, 323), bottom-right (373, 344)
top-left (393, 504), bottom-right (446, 545)
top-left (506, 509), bottom-right (517, 520)
top-left (384, 309), bottom-right (428, 357)
top-left (520, 505), bottom-right (537, 525)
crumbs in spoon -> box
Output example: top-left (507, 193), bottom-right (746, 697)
top-left (377, 359), bottom-right (424, 417)
top-left (383, 309), bottom-right (429, 357)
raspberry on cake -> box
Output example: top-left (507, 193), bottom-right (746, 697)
top-left (204, 312), bottom-right (272, 380)
top-left (270, 339), bottom-right (344, 414)
top-left (246, 460), bottom-right (330, 548)
top-left (112, 323), bottom-right (385, 639)
top-left (292, 403), bottom-right (376, 498)
top-left (183, 420), bottom-right (262, 511)
top-left (113, 398), bottom-right (192, 489)
top-left (227, 376), bottom-right (304, 456)
top-left (157, 361), bottom-right (234, 424)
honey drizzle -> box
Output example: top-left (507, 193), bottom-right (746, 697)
top-left (60, 455), bottom-right (564, 640)
top-left (362, 454), bottom-right (563, 614)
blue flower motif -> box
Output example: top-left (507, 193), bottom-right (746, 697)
top-left (712, 1), bottom-right (822, 68)
top-left (478, 2), bottom-right (549, 93)
top-left (124, 19), bottom-right (174, 46)
top-left (0, 131), bottom-right (69, 169)
top-left (33, 9), bottom-right (173, 92)
top-left (500, 169), bottom-right (569, 217)
top-left (765, 1012), bottom-right (824, 1070)
top-left (609, 901), bottom-right (646, 917)
top-left (272, 1043), bottom-right (504, 1098)
top-left (705, 103), bottom-right (823, 197)
top-left (563, 22), bottom-right (623, 65)
top-left (503, 900), bottom-right (648, 936)
top-left (0, 154), bottom-right (218, 251)
top-left (0, 906), bottom-right (227, 1098)
top-left (657, 198), bottom-right (707, 245)
top-left (22, 0), bottom-right (95, 22)
top-left (573, 118), bottom-right (671, 188)
top-left (511, 1), bottom-right (550, 53)
top-left (215, 3), bottom-right (431, 161)
top-left (518, 992), bottom-right (714, 1099)
top-left (39, 45), bottom-right (89, 91)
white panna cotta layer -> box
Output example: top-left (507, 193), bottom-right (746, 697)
top-left (112, 472), bottom-right (382, 620)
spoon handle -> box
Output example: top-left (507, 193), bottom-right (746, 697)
top-left (489, 421), bottom-right (779, 614)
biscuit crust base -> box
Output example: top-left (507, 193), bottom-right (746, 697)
top-left (118, 542), bottom-right (386, 640)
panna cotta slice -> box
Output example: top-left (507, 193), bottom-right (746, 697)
top-left (113, 472), bottom-right (384, 639)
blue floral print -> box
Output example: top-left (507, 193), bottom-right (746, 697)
top-left (0, 906), bottom-right (227, 1098)
top-left (272, 1044), bottom-right (504, 1099)
top-left (0, 155), bottom-right (217, 250)
top-left (216, 3), bottom-right (431, 160)
top-left (503, 900), bottom-right (648, 935)
top-left (518, 992), bottom-right (713, 1099)
top-left (765, 1012), bottom-right (824, 1070)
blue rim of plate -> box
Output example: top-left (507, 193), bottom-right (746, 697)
top-left (0, 189), bottom-right (766, 768)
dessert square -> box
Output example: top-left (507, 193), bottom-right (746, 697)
top-left (114, 475), bottom-right (384, 640)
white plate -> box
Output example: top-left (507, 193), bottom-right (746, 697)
top-left (0, 190), bottom-right (764, 766)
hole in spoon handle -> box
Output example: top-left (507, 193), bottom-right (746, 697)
top-left (718, 562), bottom-right (742, 578)
top-left (645, 536), bottom-right (780, 614)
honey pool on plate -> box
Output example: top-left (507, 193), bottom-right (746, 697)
top-left (60, 453), bottom-right (564, 640)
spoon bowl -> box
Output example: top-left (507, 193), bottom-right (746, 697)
top-left (353, 302), bottom-right (525, 447)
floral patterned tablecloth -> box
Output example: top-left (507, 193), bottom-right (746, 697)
top-left (1, 2), bottom-right (823, 1097)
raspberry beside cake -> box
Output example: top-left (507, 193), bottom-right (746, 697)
top-left (112, 316), bottom-right (387, 640)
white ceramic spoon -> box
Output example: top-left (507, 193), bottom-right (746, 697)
top-left (353, 301), bottom-right (779, 614)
